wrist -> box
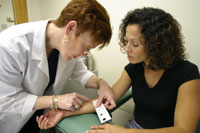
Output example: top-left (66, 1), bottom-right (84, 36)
top-left (51, 95), bottom-right (58, 110)
top-left (96, 78), bottom-right (103, 89)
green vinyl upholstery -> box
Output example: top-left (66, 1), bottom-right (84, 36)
top-left (56, 90), bottom-right (200, 133)
top-left (196, 120), bottom-right (200, 133)
top-left (56, 90), bottom-right (132, 133)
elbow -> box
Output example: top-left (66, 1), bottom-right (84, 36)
top-left (174, 126), bottom-right (196, 133)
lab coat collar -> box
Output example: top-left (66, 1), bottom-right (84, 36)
top-left (31, 20), bottom-right (49, 77)
top-left (30, 20), bottom-right (72, 88)
top-left (54, 55), bottom-right (69, 85)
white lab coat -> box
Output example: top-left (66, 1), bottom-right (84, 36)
top-left (0, 20), bottom-right (94, 133)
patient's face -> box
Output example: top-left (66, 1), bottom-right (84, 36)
top-left (125, 24), bottom-right (147, 64)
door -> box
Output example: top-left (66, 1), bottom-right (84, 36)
top-left (0, 0), bottom-right (28, 32)
top-left (12, 0), bottom-right (28, 24)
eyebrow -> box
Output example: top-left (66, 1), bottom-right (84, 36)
top-left (85, 42), bottom-right (96, 51)
top-left (125, 37), bottom-right (141, 41)
top-left (81, 38), bottom-right (94, 51)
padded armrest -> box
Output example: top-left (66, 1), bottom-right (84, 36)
top-left (196, 120), bottom-right (200, 133)
top-left (56, 113), bottom-right (104, 133)
top-left (109, 90), bottom-right (132, 113)
top-left (56, 90), bottom-right (132, 133)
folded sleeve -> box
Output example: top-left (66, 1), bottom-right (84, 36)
top-left (71, 57), bottom-right (95, 87)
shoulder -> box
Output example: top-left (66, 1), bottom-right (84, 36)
top-left (125, 62), bottom-right (143, 72)
top-left (0, 20), bottom-right (48, 42)
top-left (169, 61), bottom-right (200, 87)
top-left (178, 60), bottom-right (198, 68)
top-left (124, 62), bottom-right (143, 79)
top-left (172, 61), bottom-right (199, 75)
top-left (0, 20), bottom-right (49, 54)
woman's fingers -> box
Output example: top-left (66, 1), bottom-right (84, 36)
top-left (77, 93), bottom-right (91, 102)
top-left (40, 117), bottom-right (47, 129)
top-left (58, 93), bottom-right (91, 111)
top-left (91, 124), bottom-right (105, 129)
top-left (72, 94), bottom-right (91, 110)
top-left (36, 115), bottom-right (49, 129)
top-left (37, 115), bottom-right (43, 128)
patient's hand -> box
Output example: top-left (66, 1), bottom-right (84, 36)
top-left (36, 109), bottom-right (64, 129)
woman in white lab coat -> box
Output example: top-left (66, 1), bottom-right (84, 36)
top-left (0, 0), bottom-right (115, 132)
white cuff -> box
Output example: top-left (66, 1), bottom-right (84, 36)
top-left (22, 94), bottom-right (38, 118)
top-left (80, 71), bottom-right (95, 87)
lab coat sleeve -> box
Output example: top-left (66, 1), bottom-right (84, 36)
top-left (71, 57), bottom-right (95, 87)
top-left (0, 44), bottom-right (37, 118)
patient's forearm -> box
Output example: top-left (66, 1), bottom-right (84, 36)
top-left (63, 100), bottom-right (96, 117)
top-left (62, 79), bottom-right (129, 118)
top-left (62, 85), bottom-right (127, 117)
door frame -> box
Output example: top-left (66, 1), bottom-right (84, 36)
top-left (12, 0), bottom-right (28, 24)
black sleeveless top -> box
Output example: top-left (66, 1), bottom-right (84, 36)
top-left (125, 61), bottom-right (200, 129)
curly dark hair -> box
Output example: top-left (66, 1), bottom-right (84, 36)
top-left (119, 7), bottom-right (187, 70)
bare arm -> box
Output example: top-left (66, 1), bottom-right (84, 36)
top-left (173, 79), bottom-right (200, 132)
top-left (33, 95), bottom-right (52, 110)
top-left (111, 70), bottom-right (132, 101)
top-left (64, 70), bottom-right (132, 116)
top-left (133, 79), bottom-right (200, 133)
top-left (88, 79), bottom-right (200, 133)
top-left (85, 75), bottom-right (117, 109)
top-left (36, 70), bottom-right (132, 129)
top-left (33, 93), bottom-right (90, 111)
top-left (85, 75), bottom-right (98, 88)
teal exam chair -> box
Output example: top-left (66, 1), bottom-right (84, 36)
top-left (197, 120), bottom-right (200, 133)
top-left (56, 90), bottom-right (132, 133)
top-left (56, 90), bottom-right (200, 133)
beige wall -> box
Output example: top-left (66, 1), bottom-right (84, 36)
top-left (95, 0), bottom-right (200, 86)
top-left (27, 0), bottom-right (70, 21)
top-left (27, 0), bottom-right (200, 86)
top-left (0, 0), bottom-right (15, 32)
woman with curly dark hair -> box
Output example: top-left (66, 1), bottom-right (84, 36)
top-left (37, 7), bottom-right (200, 133)
top-left (119, 7), bottom-right (187, 70)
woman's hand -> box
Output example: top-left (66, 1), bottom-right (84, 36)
top-left (96, 80), bottom-right (116, 110)
top-left (58, 92), bottom-right (91, 111)
top-left (86, 123), bottom-right (127, 133)
top-left (36, 109), bottom-right (65, 129)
